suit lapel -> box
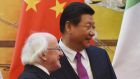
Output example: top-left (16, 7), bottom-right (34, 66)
top-left (86, 46), bottom-right (100, 79)
top-left (60, 54), bottom-right (79, 79)
top-left (86, 46), bottom-right (111, 79)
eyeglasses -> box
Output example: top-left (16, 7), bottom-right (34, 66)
top-left (47, 47), bottom-right (62, 51)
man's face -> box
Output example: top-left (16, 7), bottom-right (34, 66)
top-left (70, 14), bottom-right (95, 48)
top-left (44, 40), bottom-right (63, 72)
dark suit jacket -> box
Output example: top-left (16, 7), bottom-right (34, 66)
top-left (51, 46), bottom-right (117, 79)
top-left (18, 64), bottom-right (51, 79)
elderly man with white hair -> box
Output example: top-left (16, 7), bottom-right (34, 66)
top-left (18, 32), bottom-right (63, 79)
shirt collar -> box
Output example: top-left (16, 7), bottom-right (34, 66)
top-left (80, 50), bottom-right (88, 60)
top-left (59, 39), bottom-right (87, 62)
top-left (34, 64), bottom-right (50, 75)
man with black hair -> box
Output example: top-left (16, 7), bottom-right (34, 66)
top-left (51, 2), bottom-right (117, 79)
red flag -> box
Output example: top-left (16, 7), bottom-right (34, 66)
top-left (9, 0), bottom-right (83, 79)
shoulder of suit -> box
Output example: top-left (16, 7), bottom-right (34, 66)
top-left (88, 45), bottom-right (105, 50)
top-left (86, 45), bottom-right (107, 54)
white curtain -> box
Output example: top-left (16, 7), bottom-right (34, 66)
top-left (0, 71), bottom-right (3, 79)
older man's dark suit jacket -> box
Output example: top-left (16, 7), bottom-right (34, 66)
top-left (18, 64), bottom-right (51, 79)
top-left (51, 46), bottom-right (117, 79)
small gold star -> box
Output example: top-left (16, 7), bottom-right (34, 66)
top-left (24, 0), bottom-right (40, 12)
top-left (50, 0), bottom-right (66, 17)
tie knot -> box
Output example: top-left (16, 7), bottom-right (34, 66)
top-left (75, 52), bottom-right (82, 61)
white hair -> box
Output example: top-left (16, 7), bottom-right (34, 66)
top-left (21, 32), bottom-right (57, 65)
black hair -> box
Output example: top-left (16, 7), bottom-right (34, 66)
top-left (60, 2), bottom-right (95, 33)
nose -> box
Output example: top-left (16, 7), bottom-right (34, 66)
top-left (89, 29), bottom-right (95, 37)
top-left (59, 50), bottom-right (64, 57)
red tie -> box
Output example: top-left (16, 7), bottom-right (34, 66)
top-left (75, 52), bottom-right (89, 79)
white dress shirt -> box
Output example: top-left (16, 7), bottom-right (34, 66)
top-left (34, 64), bottom-right (50, 75)
top-left (59, 40), bottom-right (93, 79)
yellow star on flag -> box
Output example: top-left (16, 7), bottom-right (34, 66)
top-left (50, 0), bottom-right (66, 17)
top-left (24, 0), bottom-right (40, 12)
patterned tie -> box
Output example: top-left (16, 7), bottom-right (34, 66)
top-left (75, 52), bottom-right (89, 79)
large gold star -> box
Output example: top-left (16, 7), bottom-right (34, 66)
top-left (50, 0), bottom-right (66, 17)
top-left (24, 0), bottom-right (40, 12)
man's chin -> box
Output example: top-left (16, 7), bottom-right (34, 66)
top-left (83, 41), bottom-right (91, 48)
top-left (56, 63), bottom-right (61, 69)
top-left (85, 43), bottom-right (90, 48)
top-left (51, 64), bottom-right (61, 73)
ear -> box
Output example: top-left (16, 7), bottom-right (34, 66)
top-left (39, 53), bottom-right (47, 61)
top-left (65, 21), bottom-right (72, 33)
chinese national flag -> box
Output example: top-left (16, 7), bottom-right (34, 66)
top-left (9, 0), bottom-right (83, 79)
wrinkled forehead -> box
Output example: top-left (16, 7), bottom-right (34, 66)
top-left (47, 37), bottom-right (58, 48)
